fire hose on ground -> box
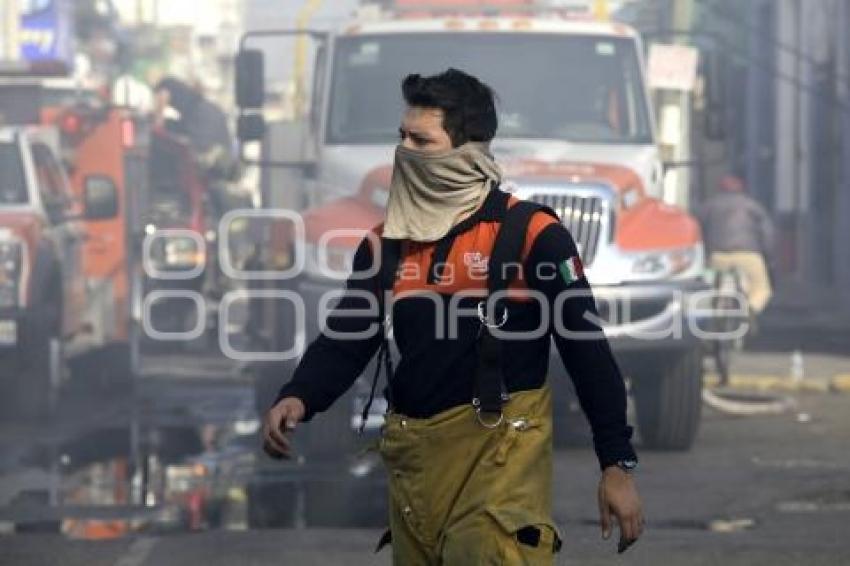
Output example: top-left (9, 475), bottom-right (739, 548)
top-left (702, 387), bottom-right (796, 416)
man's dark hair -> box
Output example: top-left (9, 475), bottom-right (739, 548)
top-left (402, 68), bottom-right (498, 147)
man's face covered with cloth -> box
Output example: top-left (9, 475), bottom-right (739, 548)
top-left (383, 105), bottom-right (503, 242)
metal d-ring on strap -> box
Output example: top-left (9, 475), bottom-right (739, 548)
top-left (477, 301), bottom-right (508, 329)
top-left (472, 397), bottom-right (504, 428)
top-left (474, 300), bottom-right (509, 429)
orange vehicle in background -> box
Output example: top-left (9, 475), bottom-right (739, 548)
top-left (0, 66), bottom-right (216, 413)
top-left (46, 87), bottom-right (222, 381)
top-left (0, 70), bottom-right (121, 416)
top-left (47, 95), bottom-right (143, 369)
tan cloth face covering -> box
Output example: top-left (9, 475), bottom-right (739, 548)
top-left (383, 142), bottom-right (503, 242)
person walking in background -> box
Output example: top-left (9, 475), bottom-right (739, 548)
top-left (698, 174), bottom-right (776, 315)
top-left (153, 77), bottom-right (234, 165)
top-left (153, 76), bottom-right (241, 217)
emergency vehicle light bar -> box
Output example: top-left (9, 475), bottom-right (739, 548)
top-left (364, 0), bottom-right (600, 19)
top-left (367, 0), bottom-right (533, 13)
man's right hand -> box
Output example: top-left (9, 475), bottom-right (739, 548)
top-left (262, 397), bottom-right (306, 459)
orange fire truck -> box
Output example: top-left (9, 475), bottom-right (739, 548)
top-left (0, 67), bottom-right (125, 417)
top-left (0, 63), bottom-right (226, 417)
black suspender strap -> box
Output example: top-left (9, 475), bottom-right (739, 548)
top-left (473, 198), bottom-right (559, 423)
top-left (358, 237), bottom-right (402, 434)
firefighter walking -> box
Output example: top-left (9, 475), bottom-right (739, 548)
top-left (263, 69), bottom-right (643, 564)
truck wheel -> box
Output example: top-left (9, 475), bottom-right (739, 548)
top-left (632, 348), bottom-right (703, 450)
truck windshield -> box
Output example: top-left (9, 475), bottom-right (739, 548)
top-left (327, 33), bottom-right (652, 145)
top-left (0, 142), bottom-right (28, 205)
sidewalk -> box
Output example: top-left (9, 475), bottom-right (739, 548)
top-left (698, 303), bottom-right (850, 393)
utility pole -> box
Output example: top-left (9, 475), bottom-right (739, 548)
top-left (655, 0), bottom-right (695, 207)
top-left (293, 0), bottom-right (323, 118)
top-left (673, 0), bottom-right (694, 209)
top-left (1, 0), bottom-right (20, 61)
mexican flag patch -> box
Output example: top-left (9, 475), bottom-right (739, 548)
top-left (559, 256), bottom-right (584, 285)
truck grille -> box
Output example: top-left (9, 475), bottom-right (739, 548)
top-left (527, 193), bottom-right (609, 266)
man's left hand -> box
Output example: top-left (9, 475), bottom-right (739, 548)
top-left (598, 466), bottom-right (644, 553)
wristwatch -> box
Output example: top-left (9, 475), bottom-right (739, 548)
top-left (614, 459), bottom-right (638, 473)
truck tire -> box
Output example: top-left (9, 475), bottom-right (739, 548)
top-left (632, 348), bottom-right (703, 450)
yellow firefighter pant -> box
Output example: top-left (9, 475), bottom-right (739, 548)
top-left (378, 386), bottom-right (561, 565)
top-left (710, 252), bottom-right (773, 314)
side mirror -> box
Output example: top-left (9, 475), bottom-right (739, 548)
top-left (237, 114), bottom-right (266, 143)
top-left (84, 175), bottom-right (119, 220)
top-left (235, 29), bottom-right (328, 168)
top-left (236, 49), bottom-right (265, 109)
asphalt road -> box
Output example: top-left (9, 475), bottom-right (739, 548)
top-left (2, 352), bottom-right (850, 565)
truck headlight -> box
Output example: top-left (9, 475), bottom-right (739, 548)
top-left (303, 242), bottom-right (355, 282)
top-left (0, 239), bottom-right (23, 308)
top-left (630, 244), bottom-right (703, 279)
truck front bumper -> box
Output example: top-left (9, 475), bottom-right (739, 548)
top-left (591, 277), bottom-right (712, 353)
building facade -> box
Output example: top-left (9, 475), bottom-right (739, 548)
top-left (639, 0), bottom-right (850, 322)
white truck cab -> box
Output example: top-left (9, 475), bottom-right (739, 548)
top-left (260, 15), bottom-right (663, 208)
